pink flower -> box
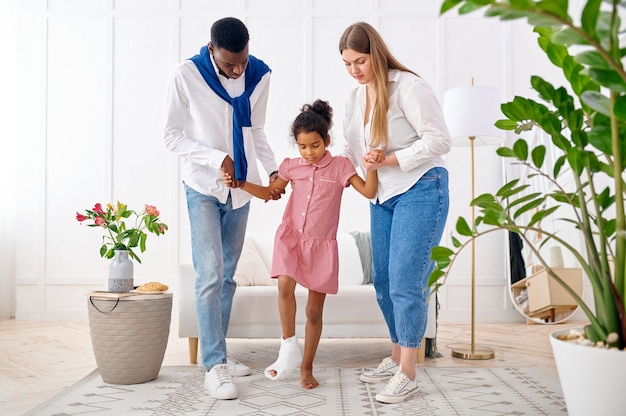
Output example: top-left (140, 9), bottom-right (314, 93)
top-left (159, 224), bottom-right (167, 233)
top-left (76, 213), bottom-right (88, 222)
top-left (93, 203), bottom-right (105, 215)
top-left (145, 205), bottom-right (160, 217)
top-left (94, 217), bottom-right (106, 226)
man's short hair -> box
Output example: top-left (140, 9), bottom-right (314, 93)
top-left (210, 17), bottom-right (249, 53)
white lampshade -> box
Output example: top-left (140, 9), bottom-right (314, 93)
top-left (443, 85), bottom-right (506, 147)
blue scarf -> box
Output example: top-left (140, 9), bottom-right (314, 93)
top-left (189, 45), bottom-right (270, 181)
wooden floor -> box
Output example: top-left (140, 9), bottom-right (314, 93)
top-left (0, 319), bottom-right (584, 416)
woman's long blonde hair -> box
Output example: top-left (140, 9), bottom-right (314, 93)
top-left (339, 22), bottom-right (418, 150)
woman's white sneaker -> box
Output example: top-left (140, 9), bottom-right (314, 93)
top-left (205, 364), bottom-right (238, 400)
top-left (227, 356), bottom-right (251, 376)
top-left (360, 356), bottom-right (399, 383)
top-left (375, 370), bottom-right (418, 404)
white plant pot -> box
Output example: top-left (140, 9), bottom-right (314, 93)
top-left (550, 328), bottom-right (626, 416)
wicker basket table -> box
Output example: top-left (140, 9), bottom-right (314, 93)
top-left (87, 291), bottom-right (173, 384)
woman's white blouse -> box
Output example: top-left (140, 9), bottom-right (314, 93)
top-left (342, 69), bottom-right (451, 204)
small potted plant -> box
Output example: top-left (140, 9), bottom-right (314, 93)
top-left (431, 1), bottom-right (625, 415)
top-left (76, 201), bottom-right (168, 291)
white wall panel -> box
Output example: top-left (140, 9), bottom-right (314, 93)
top-left (46, 15), bottom-right (108, 279)
top-left (312, 0), bottom-right (365, 12)
top-left (112, 16), bottom-right (176, 281)
top-left (379, 17), bottom-right (440, 95)
top-left (379, 0), bottom-right (438, 15)
top-left (16, 14), bottom-right (47, 284)
top-left (246, 0), bottom-right (306, 13)
top-left (509, 19), bottom-right (563, 101)
top-left (180, 0), bottom-right (239, 14)
top-left (114, 0), bottom-right (170, 11)
top-left (247, 16), bottom-right (307, 160)
top-left (49, 0), bottom-right (108, 10)
top-left (444, 17), bottom-right (505, 89)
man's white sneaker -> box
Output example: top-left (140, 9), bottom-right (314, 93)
top-left (204, 364), bottom-right (238, 400)
top-left (227, 356), bottom-right (252, 376)
top-left (375, 370), bottom-right (418, 404)
top-left (360, 357), bottom-right (399, 383)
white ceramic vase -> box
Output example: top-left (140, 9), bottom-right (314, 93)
top-left (108, 249), bottom-right (134, 292)
top-left (549, 328), bottom-right (626, 416)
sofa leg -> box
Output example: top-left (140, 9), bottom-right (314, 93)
top-left (188, 337), bottom-right (198, 364)
top-left (416, 337), bottom-right (426, 364)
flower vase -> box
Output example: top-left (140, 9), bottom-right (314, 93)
top-left (108, 250), bottom-right (134, 292)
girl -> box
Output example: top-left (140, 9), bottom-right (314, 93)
top-left (222, 99), bottom-right (379, 389)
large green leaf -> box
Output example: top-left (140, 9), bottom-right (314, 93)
top-left (513, 138), bottom-right (529, 160)
top-left (528, 205), bottom-right (560, 228)
top-left (613, 95), bottom-right (626, 121)
top-left (498, 183), bottom-right (532, 200)
top-left (506, 192), bottom-right (544, 210)
top-left (440, 0), bottom-right (463, 14)
top-left (536, 0), bottom-right (570, 21)
top-left (496, 147), bottom-right (518, 158)
top-left (456, 217), bottom-right (473, 236)
top-left (575, 50), bottom-right (611, 70)
top-left (531, 145), bottom-right (546, 168)
top-left (589, 69), bottom-right (626, 93)
top-left (552, 27), bottom-right (590, 46)
top-left (513, 197), bottom-right (546, 219)
top-left (495, 119), bottom-right (519, 130)
top-left (587, 125), bottom-right (614, 155)
top-left (582, 90), bottom-right (611, 116)
top-left (580, 0), bottom-right (601, 39)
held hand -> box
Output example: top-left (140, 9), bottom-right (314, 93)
top-left (221, 156), bottom-right (242, 188)
top-left (221, 170), bottom-right (234, 187)
top-left (366, 149), bottom-right (385, 164)
top-left (269, 188), bottom-right (285, 201)
top-left (268, 172), bottom-right (285, 200)
top-left (362, 149), bottom-right (384, 171)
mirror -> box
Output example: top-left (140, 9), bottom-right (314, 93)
top-left (504, 128), bottom-right (583, 324)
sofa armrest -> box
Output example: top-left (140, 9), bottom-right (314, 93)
top-left (178, 264), bottom-right (198, 339)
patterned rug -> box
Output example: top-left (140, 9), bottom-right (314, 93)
top-left (25, 366), bottom-right (566, 415)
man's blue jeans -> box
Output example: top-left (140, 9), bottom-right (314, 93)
top-left (185, 184), bottom-right (249, 371)
top-left (370, 167), bottom-right (449, 348)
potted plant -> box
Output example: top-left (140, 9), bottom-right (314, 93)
top-left (76, 201), bottom-right (168, 292)
top-left (430, 1), bottom-right (625, 414)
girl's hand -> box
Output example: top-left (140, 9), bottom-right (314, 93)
top-left (366, 149), bottom-right (385, 164)
top-left (221, 170), bottom-right (234, 187)
top-left (363, 149), bottom-right (384, 171)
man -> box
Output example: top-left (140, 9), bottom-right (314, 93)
top-left (163, 17), bottom-right (279, 400)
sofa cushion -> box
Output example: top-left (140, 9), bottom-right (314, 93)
top-left (350, 230), bottom-right (372, 284)
top-left (336, 233), bottom-right (364, 286)
top-left (234, 237), bottom-right (276, 286)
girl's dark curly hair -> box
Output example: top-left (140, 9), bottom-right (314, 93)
top-left (291, 99), bottom-right (333, 140)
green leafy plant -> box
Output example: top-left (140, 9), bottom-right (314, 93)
top-left (430, 0), bottom-right (626, 349)
top-left (76, 202), bottom-right (168, 263)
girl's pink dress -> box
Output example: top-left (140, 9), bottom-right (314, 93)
top-left (270, 151), bottom-right (357, 294)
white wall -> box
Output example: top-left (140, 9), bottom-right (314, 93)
top-left (5, 0), bottom-right (589, 323)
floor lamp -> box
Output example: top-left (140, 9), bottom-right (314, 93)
top-left (443, 84), bottom-right (505, 360)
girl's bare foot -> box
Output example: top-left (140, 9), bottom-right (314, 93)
top-left (301, 367), bottom-right (319, 389)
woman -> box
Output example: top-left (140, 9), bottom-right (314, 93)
top-left (339, 22), bottom-right (451, 404)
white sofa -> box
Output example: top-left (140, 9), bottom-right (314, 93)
top-left (178, 232), bottom-right (436, 364)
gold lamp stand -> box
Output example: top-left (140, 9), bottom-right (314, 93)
top-left (450, 135), bottom-right (495, 360)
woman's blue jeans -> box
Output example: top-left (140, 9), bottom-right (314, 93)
top-left (370, 167), bottom-right (449, 348)
top-left (185, 184), bottom-right (249, 371)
